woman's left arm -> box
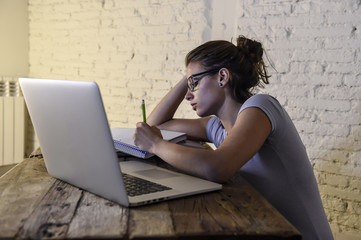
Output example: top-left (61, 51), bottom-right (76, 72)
top-left (134, 107), bottom-right (271, 183)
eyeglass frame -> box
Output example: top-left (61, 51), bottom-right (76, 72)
top-left (186, 68), bottom-right (222, 92)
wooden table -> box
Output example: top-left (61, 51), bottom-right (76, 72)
top-left (0, 149), bottom-right (301, 239)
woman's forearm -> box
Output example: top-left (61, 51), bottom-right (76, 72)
top-left (152, 140), bottom-right (236, 183)
top-left (147, 77), bottom-right (188, 127)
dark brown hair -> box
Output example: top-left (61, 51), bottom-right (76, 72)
top-left (185, 36), bottom-right (270, 103)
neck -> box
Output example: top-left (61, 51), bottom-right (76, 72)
top-left (217, 99), bottom-right (243, 133)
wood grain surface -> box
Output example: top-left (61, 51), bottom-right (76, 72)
top-left (0, 151), bottom-right (301, 240)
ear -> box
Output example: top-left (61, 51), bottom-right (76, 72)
top-left (218, 68), bottom-right (231, 87)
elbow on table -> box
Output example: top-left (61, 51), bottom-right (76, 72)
top-left (202, 165), bottom-right (234, 184)
top-left (200, 152), bottom-right (243, 183)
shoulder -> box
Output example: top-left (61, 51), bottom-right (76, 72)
top-left (241, 94), bottom-right (279, 109)
top-left (240, 94), bottom-right (285, 132)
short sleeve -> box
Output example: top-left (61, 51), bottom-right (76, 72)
top-left (239, 94), bottom-right (285, 134)
top-left (206, 116), bottom-right (227, 148)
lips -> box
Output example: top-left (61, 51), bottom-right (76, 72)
top-left (190, 103), bottom-right (197, 110)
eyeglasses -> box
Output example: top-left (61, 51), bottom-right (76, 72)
top-left (187, 68), bottom-right (221, 92)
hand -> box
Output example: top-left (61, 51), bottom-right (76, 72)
top-left (133, 122), bottom-right (163, 154)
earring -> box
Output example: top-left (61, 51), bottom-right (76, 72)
top-left (219, 83), bottom-right (223, 87)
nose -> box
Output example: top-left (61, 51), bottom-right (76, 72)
top-left (185, 89), bottom-right (193, 101)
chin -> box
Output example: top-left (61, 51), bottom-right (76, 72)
top-left (196, 109), bottom-right (210, 118)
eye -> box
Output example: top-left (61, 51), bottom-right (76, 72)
top-left (192, 79), bottom-right (200, 87)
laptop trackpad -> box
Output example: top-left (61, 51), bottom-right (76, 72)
top-left (134, 169), bottom-right (179, 180)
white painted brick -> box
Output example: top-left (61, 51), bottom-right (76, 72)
top-left (348, 175), bottom-right (361, 193)
top-left (25, 0), bottom-right (361, 237)
top-left (337, 214), bottom-right (361, 230)
top-left (348, 201), bottom-right (361, 215)
top-left (288, 98), bottom-right (351, 112)
top-left (318, 184), bottom-right (361, 202)
top-left (321, 196), bottom-right (348, 212)
top-left (344, 74), bottom-right (361, 87)
top-left (315, 85), bottom-right (359, 100)
top-left (292, 26), bottom-right (352, 39)
top-left (289, 61), bottom-right (324, 74)
top-left (326, 62), bottom-right (360, 75)
top-left (292, 49), bottom-right (355, 63)
top-left (351, 100), bottom-right (361, 114)
top-left (318, 111), bottom-right (361, 125)
top-left (318, 172), bottom-right (349, 188)
top-left (297, 122), bottom-right (350, 138)
top-left (327, 13), bottom-right (361, 25)
top-left (270, 38), bottom-right (323, 50)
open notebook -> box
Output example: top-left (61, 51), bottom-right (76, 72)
top-left (111, 128), bottom-right (186, 158)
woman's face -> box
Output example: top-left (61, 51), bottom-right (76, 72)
top-left (185, 62), bottom-right (225, 117)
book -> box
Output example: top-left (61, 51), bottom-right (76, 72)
top-left (110, 128), bottom-right (187, 159)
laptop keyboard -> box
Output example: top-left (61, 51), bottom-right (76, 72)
top-left (123, 173), bottom-right (172, 197)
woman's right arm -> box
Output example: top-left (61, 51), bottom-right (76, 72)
top-left (146, 77), bottom-right (210, 141)
top-left (147, 76), bottom-right (188, 127)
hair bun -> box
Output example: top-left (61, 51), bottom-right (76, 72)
top-left (237, 36), bottom-right (263, 63)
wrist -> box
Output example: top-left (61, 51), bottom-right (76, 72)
top-left (178, 76), bottom-right (187, 87)
top-left (151, 138), bottom-right (166, 156)
top-left (178, 76), bottom-right (188, 95)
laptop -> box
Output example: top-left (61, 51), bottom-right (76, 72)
top-left (19, 78), bottom-right (222, 207)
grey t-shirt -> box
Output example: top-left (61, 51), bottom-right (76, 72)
top-left (206, 94), bottom-right (333, 240)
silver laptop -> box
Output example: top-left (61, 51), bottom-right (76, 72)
top-left (19, 78), bottom-right (222, 207)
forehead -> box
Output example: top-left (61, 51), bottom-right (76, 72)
top-left (186, 62), bottom-right (206, 77)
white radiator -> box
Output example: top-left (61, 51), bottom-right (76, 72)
top-left (0, 80), bottom-right (25, 166)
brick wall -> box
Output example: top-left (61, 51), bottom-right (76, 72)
top-left (28, 0), bottom-right (360, 239)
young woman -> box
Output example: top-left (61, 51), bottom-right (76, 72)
top-left (133, 36), bottom-right (334, 240)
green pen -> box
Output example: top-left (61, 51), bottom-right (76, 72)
top-left (141, 99), bottom-right (146, 123)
